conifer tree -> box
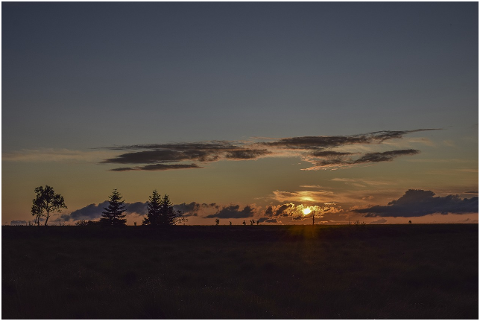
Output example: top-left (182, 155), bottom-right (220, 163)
top-left (161, 194), bottom-right (180, 226)
top-left (100, 189), bottom-right (127, 226)
top-left (143, 190), bottom-right (162, 226)
top-left (143, 192), bottom-right (178, 226)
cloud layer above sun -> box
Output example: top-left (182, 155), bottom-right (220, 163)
top-left (100, 129), bottom-right (437, 171)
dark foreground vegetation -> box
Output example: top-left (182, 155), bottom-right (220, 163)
top-left (3, 224), bottom-right (478, 319)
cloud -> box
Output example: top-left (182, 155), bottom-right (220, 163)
top-left (263, 129), bottom-right (437, 149)
top-left (353, 189), bottom-right (478, 217)
top-left (257, 217), bottom-right (281, 224)
top-left (369, 218), bottom-right (387, 224)
top-left (260, 202), bottom-right (343, 223)
top-left (60, 200), bottom-right (223, 223)
top-left (66, 201), bottom-right (110, 221)
top-left (443, 140), bottom-right (455, 147)
top-left (110, 163), bottom-right (201, 171)
top-left (299, 185), bottom-right (323, 189)
top-left (353, 149), bottom-right (419, 164)
top-left (272, 190), bottom-right (336, 204)
top-left (264, 206), bottom-right (274, 217)
top-left (100, 129), bottom-right (438, 171)
top-left (173, 202), bottom-right (218, 217)
top-left (125, 202), bottom-right (148, 215)
top-left (303, 149), bottom-right (420, 170)
top-left (102, 142), bottom-right (258, 164)
top-left (456, 218), bottom-right (478, 224)
top-left (225, 149), bottom-right (271, 160)
top-left (382, 136), bottom-right (436, 148)
top-left (263, 135), bottom-right (369, 149)
top-left (3, 148), bottom-right (117, 163)
top-left (106, 141), bottom-right (237, 151)
top-left (10, 220), bottom-right (27, 226)
top-left (103, 149), bottom-right (220, 164)
top-left (273, 204), bottom-right (296, 216)
top-left (205, 205), bottom-right (255, 219)
top-left (311, 151), bottom-right (354, 157)
top-left (263, 204), bottom-right (305, 217)
top-left (60, 201), bottom-right (148, 222)
top-left (332, 178), bottom-right (393, 187)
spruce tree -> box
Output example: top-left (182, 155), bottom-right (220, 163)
top-left (143, 190), bottom-right (162, 226)
top-left (160, 194), bottom-right (179, 226)
top-left (100, 189), bottom-right (127, 226)
top-left (143, 192), bottom-right (178, 226)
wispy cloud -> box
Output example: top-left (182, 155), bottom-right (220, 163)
top-left (299, 185), bottom-right (323, 189)
top-left (100, 129), bottom-right (438, 171)
top-left (443, 140), bottom-right (455, 147)
top-left (3, 148), bottom-right (116, 163)
top-left (303, 149), bottom-right (420, 171)
top-left (272, 190), bottom-right (336, 204)
top-left (369, 218), bottom-right (387, 224)
top-left (332, 178), bottom-right (392, 187)
top-left (382, 136), bottom-right (436, 148)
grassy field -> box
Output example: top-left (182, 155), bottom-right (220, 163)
top-left (2, 224), bottom-right (478, 319)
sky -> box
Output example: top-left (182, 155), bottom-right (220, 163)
top-left (2, 2), bottom-right (478, 226)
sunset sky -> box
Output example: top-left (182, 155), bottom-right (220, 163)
top-left (3, 2), bottom-right (478, 225)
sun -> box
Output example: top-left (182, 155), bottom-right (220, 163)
top-left (302, 207), bottom-right (311, 215)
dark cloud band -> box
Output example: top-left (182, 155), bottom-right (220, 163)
top-left (354, 189), bottom-right (478, 217)
top-left (205, 205), bottom-right (255, 219)
top-left (100, 129), bottom-right (438, 171)
top-left (110, 163), bottom-right (201, 171)
top-left (353, 149), bottom-right (419, 164)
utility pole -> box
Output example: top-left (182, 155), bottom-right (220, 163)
top-left (312, 210), bottom-right (315, 226)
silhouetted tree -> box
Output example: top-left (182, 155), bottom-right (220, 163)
top-left (31, 185), bottom-right (67, 226)
top-left (100, 189), bottom-right (127, 226)
top-left (215, 218), bottom-right (220, 226)
top-left (143, 192), bottom-right (179, 226)
top-left (143, 190), bottom-right (162, 226)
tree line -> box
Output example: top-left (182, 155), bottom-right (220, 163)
top-left (30, 185), bottom-right (182, 227)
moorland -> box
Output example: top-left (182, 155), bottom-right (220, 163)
top-left (2, 224), bottom-right (478, 318)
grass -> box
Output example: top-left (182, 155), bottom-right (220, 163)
top-left (2, 224), bottom-right (478, 318)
